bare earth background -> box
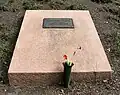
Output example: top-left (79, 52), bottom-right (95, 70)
top-left (0, 0), bottom-right (120, 95)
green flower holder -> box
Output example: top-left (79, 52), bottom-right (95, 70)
top-left (63, 62), bottom-right (74, 88)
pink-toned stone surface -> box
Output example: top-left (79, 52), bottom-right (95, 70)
top-left (8, 10), bottom-right (112, 86)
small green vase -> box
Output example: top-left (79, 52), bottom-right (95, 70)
top-left (63, 62), bottom-right (74, 88)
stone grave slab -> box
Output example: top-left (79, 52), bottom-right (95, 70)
top-left (8, 10), bottom-right (112, 86)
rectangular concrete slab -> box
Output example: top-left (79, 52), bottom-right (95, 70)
top-left (8, 10), bottom-right (112, 86)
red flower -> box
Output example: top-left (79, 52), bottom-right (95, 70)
top-left (63, 55), bottom-right (67, 60)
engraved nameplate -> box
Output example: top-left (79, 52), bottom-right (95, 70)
top-left (43, 18), bottom-right (74, 28)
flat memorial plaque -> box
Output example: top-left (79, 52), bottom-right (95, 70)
top-left (43, 18), bottom-right (74, 28)
top-left (8, 10), bottom-right (112, 86)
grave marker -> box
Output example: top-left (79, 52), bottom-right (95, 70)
top-left (8, 10), bottom-right (112, 86)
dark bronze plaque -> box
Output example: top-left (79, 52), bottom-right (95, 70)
top-left (43, 18), bottom-right (74, 28)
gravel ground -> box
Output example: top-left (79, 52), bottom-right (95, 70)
top-left (0, 0), bottom-right (120, 95)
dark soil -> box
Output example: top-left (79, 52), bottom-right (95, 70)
top-left (0, 0), bottom-right (120, 94)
